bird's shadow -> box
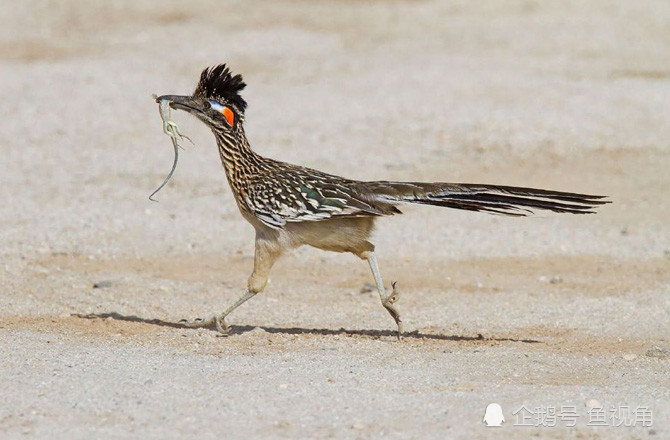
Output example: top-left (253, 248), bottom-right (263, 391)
top-left (72, 312), bottom-right (540, 343)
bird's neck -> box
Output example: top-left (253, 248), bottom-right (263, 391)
top-left (213, 126), bottom-right (263, 185)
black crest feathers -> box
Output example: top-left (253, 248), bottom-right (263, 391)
top-left (194, 64), bottom-right (247, 112)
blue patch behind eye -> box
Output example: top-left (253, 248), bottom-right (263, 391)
top-left (209, 100), bottom-right (224, 112)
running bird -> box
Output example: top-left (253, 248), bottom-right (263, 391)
top-left (155, 64), bottom-right (609, 337)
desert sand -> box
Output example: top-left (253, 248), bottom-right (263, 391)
top-left (1, 1), bottom-right (669, 438)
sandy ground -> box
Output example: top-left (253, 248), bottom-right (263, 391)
top-left (1, 0), bottom-right (669, 438)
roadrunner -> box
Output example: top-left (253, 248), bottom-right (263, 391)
top-left (156, 64), bottom-right (608, 337)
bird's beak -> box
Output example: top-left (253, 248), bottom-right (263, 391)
top-left (155, 95), bottom-right (200, 114)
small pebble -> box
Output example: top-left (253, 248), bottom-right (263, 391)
top-left (93, 280), bottom-right (112, 289)
top-left (622, 353), bottom-right (637, 361)
top-left (645, 345), bottom-right (670, 359)
top-left (279, 383), bottom-right (288, 389)
top-left (549, 275), bottom-right (562, 284)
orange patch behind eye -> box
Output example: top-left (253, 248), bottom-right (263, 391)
top-left (222, 107), bottom-right (235, 126)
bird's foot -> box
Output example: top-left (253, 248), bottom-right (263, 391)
top-left (382, 282), bottom-right (404, 340)
top-left (179, 315), bottom-right (230, 334)
top-left (384, 281), bottom-right (401, 305)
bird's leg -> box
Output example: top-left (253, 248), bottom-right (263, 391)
top-left (180, 237), bottom-right (281, 334)
top-left (364, 251), bottom-right (404, 339)
top-left (180, 289), bottom-right (256, 332)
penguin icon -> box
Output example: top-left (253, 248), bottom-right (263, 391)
top-left (483, 403), bottom-right (505, 427)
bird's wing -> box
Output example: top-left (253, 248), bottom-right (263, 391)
top-left (243, 169), bottom-right (396, 228)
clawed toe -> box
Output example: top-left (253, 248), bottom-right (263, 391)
top-left (178, 316), bottom-right (215, 328)
top-left (382, 282), bottom-right (403, 340)
top-left (178, 315), bottom-right (230, 334)
top-left (394, 321), bottom-right (404, 340)
top-left (384, 281), bottom-right (401, 305)
top-left (214, 316), bottom-right (230, 334)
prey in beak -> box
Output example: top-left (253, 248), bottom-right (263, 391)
top-left (149, 67), bottom-right (245, 201)
top-left (156, 93), bottom-right (239, 129)
top-left (155, 95), bottom-right (201, 114)
top-left (148, 95), bottom-right (194, 201)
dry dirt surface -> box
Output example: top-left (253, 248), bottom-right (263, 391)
top-left (1, 1), bottom-right (669, 439)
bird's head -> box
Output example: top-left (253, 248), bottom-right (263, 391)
top-left (156, 64), bottom-right (247, 133)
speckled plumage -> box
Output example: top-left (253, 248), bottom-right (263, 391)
top-left (156, 64), bottom-right (609, 337)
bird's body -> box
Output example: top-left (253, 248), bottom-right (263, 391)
top-left (156, 64), bottom-right (608, 337)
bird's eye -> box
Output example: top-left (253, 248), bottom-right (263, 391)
top-left (203, 101), bottom-right (211, 110)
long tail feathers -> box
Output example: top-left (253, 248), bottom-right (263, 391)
top-left (359, 182), bottom-right (609, 217)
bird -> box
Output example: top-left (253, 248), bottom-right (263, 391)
top-left (155, 64), bottom-right (609, 338)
